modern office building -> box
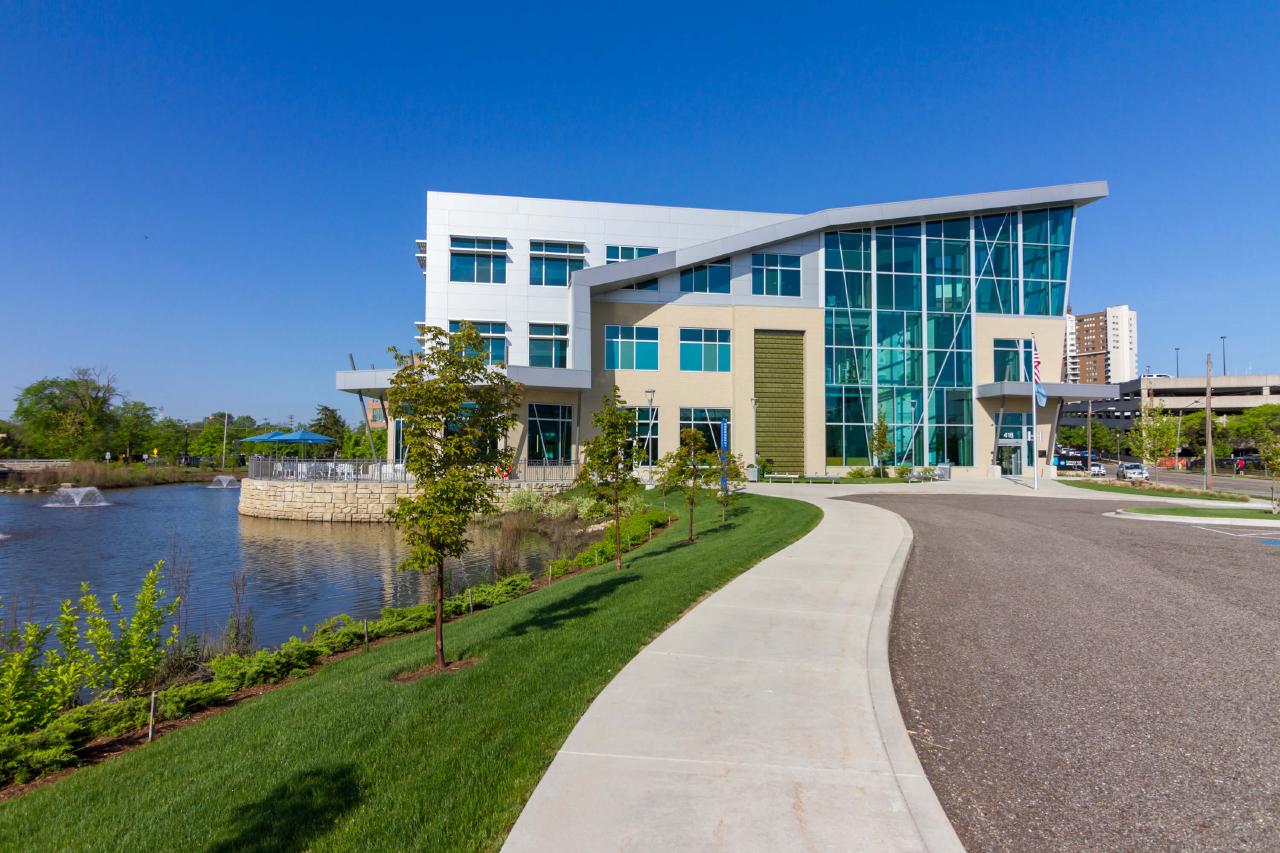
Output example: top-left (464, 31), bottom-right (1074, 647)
top-left (1074, 304), bottom-right (1139, 385)
top-left (337, 182), bottom-right (1119, 478)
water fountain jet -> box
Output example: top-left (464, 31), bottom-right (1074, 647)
top-left (44, 486), bottom-right (109, 507)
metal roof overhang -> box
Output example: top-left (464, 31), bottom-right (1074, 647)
top-left (574, 181), bottom-right (1109, 294)
top-left (336, 368), bottom-right (395, 397)
top-left (977, 381), bottom-right (1119, 401)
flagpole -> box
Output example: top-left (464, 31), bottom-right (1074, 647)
top-left (1031, 336), bottom-right (1039, 491)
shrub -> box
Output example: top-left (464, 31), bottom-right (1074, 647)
top-left (894, 465), bottom-right (911, 479)
top-left (575, 495), bottom-right (607, 521)
top-left (545, 558), bottom-right (572, 580)
top-left (505, 488), bottom-right (545, 514)
top-left (541, 497), bottom-right (574, 519)
top-left (847, 467), bottom-right (872, 479)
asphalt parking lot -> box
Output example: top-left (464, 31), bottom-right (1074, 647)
top-left (851, 494), bottom-right (1280, 852)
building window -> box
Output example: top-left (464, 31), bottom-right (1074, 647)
top-left (680, 407), bottom-right (731, 453)
top-left (607, 245), bottom-right (659, 291)
top-left (1021, 207), bottom-right (1072, 317)
top-left (679, 328), bottom-right (731, 372)
top-left (448, 320), bottom-right (506, 365)
top-left (528, 404), bottom-right (573, 464)
top-left (629, 406), bottom-right (659, 466)
top-left (529, 323), bottom-right (568, 369)
top-left (607, 245), bottom-right (657, 263)
top-left (973, 213), bottom-right (1016, 313)
top-left (679, 258), bottom-right (731, 293)
top-left (529, 241), bottom-right (586, 287)
top-left (604, 325), bottom-right (658, 370)
top-left (450, 237), bottom-right (508, 284)
top-left (993, 338), bottom-right (1034, 383)
top-left (751, 253), bottom-right (801, 296)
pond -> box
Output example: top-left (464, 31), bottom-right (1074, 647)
top-left (0, 483), bottom-right (556, 648)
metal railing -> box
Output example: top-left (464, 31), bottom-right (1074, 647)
top-left (247, 458), bottom-right (411, 483)
top-left (246, 458), bottom-right (581, 484)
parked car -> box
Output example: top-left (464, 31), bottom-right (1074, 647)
top-left (1116, 462), bottom-right (1149, 481)
top-left (1090, 462), bottom-right (1106, 477)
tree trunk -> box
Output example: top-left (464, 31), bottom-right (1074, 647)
top-left (614, 501), bottom-right (623, 571)
top-left (687, 495), bottom-right (695, 543)
top-left (434, 560), bottom-right (445, 669)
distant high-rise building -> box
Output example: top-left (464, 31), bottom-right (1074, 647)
top-left (1064, 309), bottom-right (1080, 382)
top-left (1074, 305), bottom-right (1138, 384)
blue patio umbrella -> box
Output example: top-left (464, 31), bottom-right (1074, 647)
top-left (271, 429), bottom-right (337, 459)
top-left (242, 430), bottom-right (286, 443)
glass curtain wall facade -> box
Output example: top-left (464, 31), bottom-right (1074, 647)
top-left (824, 207), bottom-right (1073, 468)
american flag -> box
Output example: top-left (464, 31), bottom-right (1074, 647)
top-left (1032, 339), bottom-right (1048, 407)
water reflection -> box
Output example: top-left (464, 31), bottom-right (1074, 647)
top-left (0, 484), bottom-right (553, 648)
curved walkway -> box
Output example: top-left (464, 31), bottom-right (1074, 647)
top-left (503, 489), bottom-right (962, 852)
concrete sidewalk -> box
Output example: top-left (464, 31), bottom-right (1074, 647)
top-left (503, 490), bottom-right (962, 852)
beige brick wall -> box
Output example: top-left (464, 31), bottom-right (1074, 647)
top-left (237, 478), bottom-right (567, 523)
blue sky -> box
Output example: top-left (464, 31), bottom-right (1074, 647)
top-left (2, 1), bottom-right (1277, 423)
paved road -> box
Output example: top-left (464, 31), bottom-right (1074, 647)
top-left (855, 494), bottom-right (1280, 851)
top-left (1155, 468), bottom-right (1275, 499)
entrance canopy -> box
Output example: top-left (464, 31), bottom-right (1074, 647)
top-left (976, 381), bottom-right (1118, 401)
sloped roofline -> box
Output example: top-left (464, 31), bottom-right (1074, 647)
top-left (575, 181), bottom-right (1108, 291)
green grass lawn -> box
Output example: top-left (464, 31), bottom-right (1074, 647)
top-left (1123, 506), bottom-right (1280, 520)
top-left (1057, 479), bottom-right (1250, 502)
top-left (0, 493), bottom-right (821, 852)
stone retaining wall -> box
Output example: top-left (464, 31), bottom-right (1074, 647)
top-left (237, 478), bottom-right (567, 522)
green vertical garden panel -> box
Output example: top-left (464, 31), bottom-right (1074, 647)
top-left (754, 330), bottom-right (805, 473)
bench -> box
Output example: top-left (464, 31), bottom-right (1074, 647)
top-left (805, 475), bottom-right (841, 484)
top-left (763, 473), bottom-right (800, 483)
top-left (905, 470), bottom-right (939, 484)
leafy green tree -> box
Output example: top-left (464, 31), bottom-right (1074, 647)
top-left (1258, 433), bottom-right (1280, 514)
top-left (1131, 406), bottom-right (1179, 482)
top-left (1056, 425), bottom-right (1088, 450)
top-left (0, 419), bottom-right (25, 458)
top-left (308, 405), bottom-right (348, 454)
top-left (387, 324), bottom-right (522, 669)
top-left (12, 369), bottom-right (120, 459)
top-left (870, 416), bottom-right (894, 476)
top-left (111, 400), bottom-right (156, 460)
top-left (1229, 404), bottom-right (1280, 451)
top-left (152, 417), bottom-right (193, 459)
top-left (578, 386), bottom-right (639, 571)
top-left (341, 426), bottom-right (378, 459)
top-left (190, 414), bottom-right (231, 462)
top-left (712, 452), bottom-right (746, 522)
top-left (657, 428), bottom-right (719, 543)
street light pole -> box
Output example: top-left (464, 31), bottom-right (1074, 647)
top-left (1220, 336), bottom-right (1227, 376)
top-left (1175, 347), bottom-right (1180, 378)
top-left (1205, 353), bottom-right (1214, 491)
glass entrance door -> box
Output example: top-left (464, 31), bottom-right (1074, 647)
top-left (998, 444), bottom-right (1023, 476)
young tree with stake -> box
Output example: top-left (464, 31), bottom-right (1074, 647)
top-left (387, 324), bottom-right (522, 669)
top-left (657, 428), bottom-right (718, 543)
top-left (1131, 405), bottom-right (1179, 483)
top-left (578, 386), bottom-right (639, 571)
top-left (870, 416), bottom-right (894, 477)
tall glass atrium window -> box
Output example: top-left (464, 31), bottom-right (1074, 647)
top-left (604, 325), bottom-right (659, 370)
top-left (448, 320), bottom-right (506, 365)
top-left (751, 253), bottom-right (801, 296)
top-left (450, 237), bottom-right (508, 284)
top-left (1020, 207), bottom-right (1072, 316)
top-left (824, 229), bottom-right (874, 465)
top-left (679, 258), bottom-right (731, 294)
top-left (974, 213), bottom-right (1018, 313)
top-left (680, 407), bottom-right (731, 453)
top-left (628, 407), bottom-right (659, 465)
top-left (529, 241), bottom-right (585, 286)
top-left (679, 328), bottom-right (731, 372)
top-left (528, 323), bottom-right (568, 369)
top-left (527, 404), bottom-right (573, 464)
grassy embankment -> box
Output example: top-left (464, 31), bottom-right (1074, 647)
top-left (1122, 506), bottom-right (1280, 521)
top-left (0, 491), bottom-right (821, 852)
top-left (1057, 478), bottom-right (1250, 502)
top-left (0, 461), bottom-right (236, 491)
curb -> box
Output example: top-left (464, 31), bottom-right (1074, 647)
top-left (864, 505), bottom-right (965, 853)
top-left (1105, 510), bottom-right (1280, 529)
